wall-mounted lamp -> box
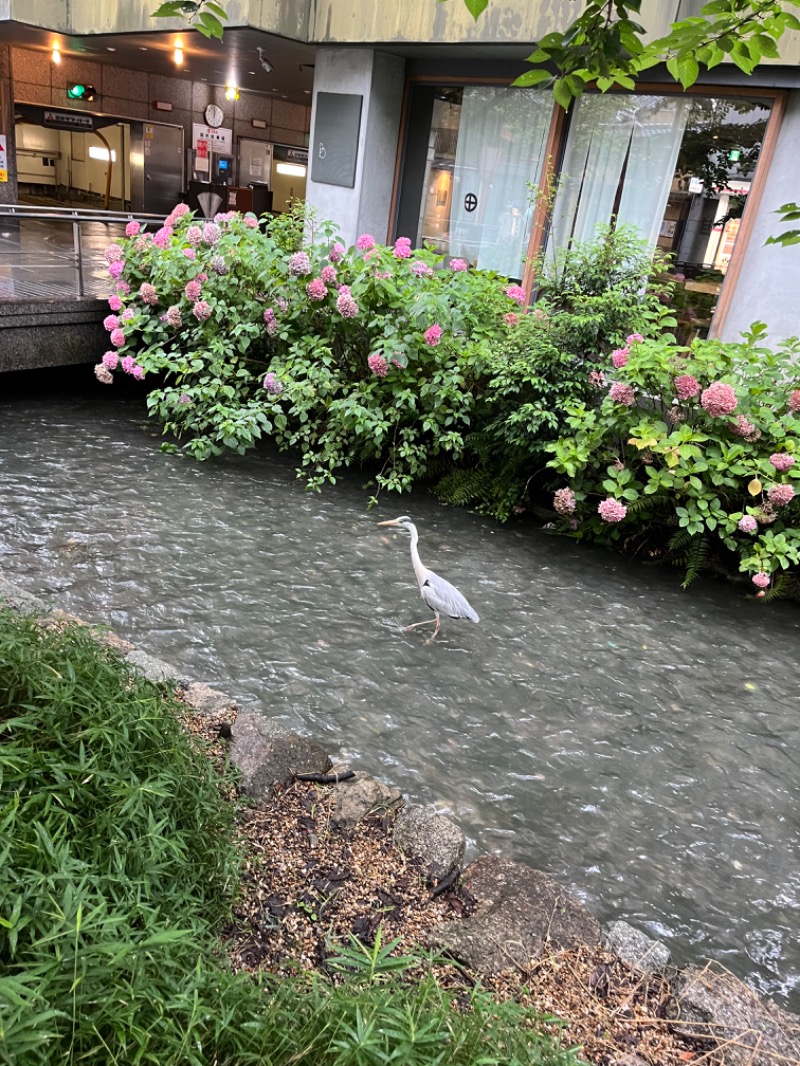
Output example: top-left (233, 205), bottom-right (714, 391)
top-left (225, 85), bottom-right (239, 101)
top-left (51, 45), bottom-right (61, 65)
top-left (153, 100), bottom-right (174, 112)
top-left (256, 47), bottom-right (273, 74)
top-left (251, 118), bottom-right (267, 129)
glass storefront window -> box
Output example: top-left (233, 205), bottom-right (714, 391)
top-left (415, 86), bottom-right (552, 279)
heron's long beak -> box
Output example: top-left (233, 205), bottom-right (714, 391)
top-left (377, 519), bottom-right (402, 527)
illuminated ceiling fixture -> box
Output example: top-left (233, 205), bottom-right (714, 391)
top-left (174, 47), bottom-right (184, 66)
top-left (51, 45), bottom-right (61, 64)
top-left (225, 84), bottom-right (239, 101)
top-left (275, 162), bottom-right (306, 177)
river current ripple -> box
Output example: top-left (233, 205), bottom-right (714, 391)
top-left (1, 377), bottom-right (799, 1010)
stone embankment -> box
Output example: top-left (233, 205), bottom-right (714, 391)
top-left (2, 575), bottom-right (798, 1066)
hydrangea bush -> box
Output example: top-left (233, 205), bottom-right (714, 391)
top-left (546, 322), bottom-right (800, 595)
top-left (95, 203), bottom-right (517, 495)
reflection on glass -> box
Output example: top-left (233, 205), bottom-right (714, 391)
top-left (416, 87), bottom-right (551, 279)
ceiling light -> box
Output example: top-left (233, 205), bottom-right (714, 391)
top-left (225, 84), bottom-right (239, 101)
top-left (174, 47), bottom-right (183, 65)
top-left (107, 47), bottom-right (116, 52)
top-left (275, 163), bottom-right (306, 177)
top-left (89, 146), bottom-right (116, 162)
top-left (51, 45), bottom-right (61, 64)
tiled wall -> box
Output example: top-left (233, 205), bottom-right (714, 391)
top-left (11, 46), bottom-right (311, 151)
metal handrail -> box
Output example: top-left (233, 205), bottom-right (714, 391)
top-left (0, 203), bottom-right (166, 300)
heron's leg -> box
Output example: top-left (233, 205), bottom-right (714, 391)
top-left (403, 619), bottom-right (438, 632)
top-left (425, 615), bottom-right (441, 644)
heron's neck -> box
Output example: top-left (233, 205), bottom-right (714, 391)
top-left (407, 525), bottom-right (427, 587)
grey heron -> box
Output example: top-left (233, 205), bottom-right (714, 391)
top-left (377, 516), bottom-right (479, 640)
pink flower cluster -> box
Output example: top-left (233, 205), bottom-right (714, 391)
top-left (674, 374), bottom-right (700, 400)
top-left (611, 347), bottom-right (629, 369)
top-left (94, 363), bottom-right (113, 385)
top-left (356, 234), bottom-right (375, 251)
top-left (103, 314), bottom-right (120, 332)
top-left (116, 281), bottom-right (130, 295)
top-left (105, 244), bottom-right (125, 263)
top-left (789, 390), bottom-right (800, 413)
top-left (504, 312), bottom-right (519, 326)
top-left (108, 260), bottom-right (125, 280)
top-left (102, 351), bottom-right (119, 369)
top-left (185, 279), bottom-right (202, 302)
top-left (752, 572), bottom-right (770, 589)
top-left (121, 355), bottom-right (144, 379)
top-left (125, 220), bottom-right (141, 238)
top-left (186, 225), bottom-right (203, 246)
top-left (110, 328), bottom-right (126, 347)
top-left (609, 382), bottom-right (635, 406)
top-left (121, 308), bottom-right (136, 323)
top-left (393, 237), bottom-right (412, 259)
top-left (367, 353), bottom-right (389, 378)
top-left (700, 381), bottom-right (737, 418)
top-left (336, 287), bottom-right (359, 318)
top-left (289, 251), bottom-right (311, 276)
top-left (626, 333), bottom-right (644, 344)
top-left (153, 226), bottom-right (173, 248)
top-left (767, 483), bottom-right (795, 507)
top-left (165, 305), bottom-right (182, 328)
top-left (108, 294), bottom-right (123, 312)
top-left (167, 203), bottom-right (190, 225)
top-left (329, 243), bottom-right (345, 262)
top-left (140, 283), bottom-right (158, 306)
top-left (244, 214), bottom-right (259, 229)
top-left (598, 498), bottom-right (627, 523)
top-left (424, 324), bottom-right (443, 347)
top-left (202, 222), bottom-right (221, 245)
top-left (411, 261), bottom-right (434, 277)
top-left (731, 415), bottom-right (760, 442)
top-left (505, 284), bottom-right (526, 305)
top-left (306, 278), bottom-right (328, 301)
top-left (263, 372), bottom-right (283, 395)
top-left (738, 515), bottom-right (758, 533)
top-left (553, 488), bottom-right (576, 515)
top-left (193, 300), bottom-right (212, 321)
top-left (589, 370), bottom-right (606, 389)
top-left (450, 258), bottom-right (468, 272)
top-left (770, 453), bottom-right (795, 472)
top-left (183, 248), bottom-right (197, 260)
top-left (320, 265), bottom-right (337, 284)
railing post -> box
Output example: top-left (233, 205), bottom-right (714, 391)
top-left (72, 219), bottom-right (85, 298)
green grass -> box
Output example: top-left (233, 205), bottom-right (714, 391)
top-left (0, 606), bottom-right (582, 1066)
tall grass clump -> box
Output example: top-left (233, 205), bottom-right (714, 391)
top-left (0, 607), bottom-right (581, 1066)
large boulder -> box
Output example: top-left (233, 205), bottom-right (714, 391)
top-left (182, 681), bottom-right (238, 718)
top-left (426, 855), bottom-right (601, 974)
top-left (668, 964), bottom-right (800, 1066)
top-left (393, 804), bottom-right (465, 880)
top-left (230, 709), bottom-right (330, 799)
top-left (329, 771), bottom-right (403, 831)
top-left (603, 920), bottom-right (670, 975)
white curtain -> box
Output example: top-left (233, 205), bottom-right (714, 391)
top-left (548, 94), bottom-right (691, 256)
top-left (449, 87), bottom-right (552, 278)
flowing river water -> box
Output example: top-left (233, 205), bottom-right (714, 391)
top-left (2, 371), bottom-right (800, 1012)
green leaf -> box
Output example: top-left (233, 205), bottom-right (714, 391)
top-left (461, 0), bottom-right (489, 18)
top-left (676, 54), bottom-right (700, 89)
top-left (151, 1), bottom-right (185, 15)
top-left (552, 76), bottom-right (575, 111)
top-left (512, 68), bottom-right (552, 88)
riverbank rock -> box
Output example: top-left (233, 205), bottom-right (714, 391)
top-left (603, 920), bottom-right (670, 974)
top-left (125, 648), bottom-right (187, 684)
top-left (329, 771), bottom-right (403, 831)
top-left (393, 804), bottom-right (465, 880)
top-left (667, 964), bottom-right (800, 1066)
top-left (426, 856), bottom-right (602, 974)
top-left (182, 682), bottom-right (238, 718)
top-left (231, 709), bottom-right (330, 800)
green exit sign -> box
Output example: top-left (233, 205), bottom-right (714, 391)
top-left (727, 148), bottom-right (742, 162)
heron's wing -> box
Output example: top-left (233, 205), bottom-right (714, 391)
top-left (421, 570), bottom-right (479, 622)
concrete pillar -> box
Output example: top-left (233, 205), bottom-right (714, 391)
top-left (720, 89), bottom-right (800, 345)
top-left (305, 47), bottom-right (405, 247)
top-left (0, 44), bottom-right (19, 205)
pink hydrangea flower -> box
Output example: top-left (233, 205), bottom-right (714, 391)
top-left (103, 314), bottom-right (120, 332)
top-left (356, 234), bottom-right (375, 251)
top-left (110, 328), bottom-right (126, 347)
top-left (153, 227), bottom-right (172, 248)
top-left (193, 300), bottom-right (212, 321)
top-left (105, 244), bottom-right (125, 263)
top-left (275, 296), bottom-right (288, 312)
top-left (244, 214), bottom-right (259, 228)
top-left (102, 351), bottom-right (119, 369)
top-left (124, 221), bottom-right (141, 238)
top-left (139, 283), bottom-right (158, 306)
top-left (132, 365), bottom-right (145, 380)
top-left (263, 372), bottom-right (283, 395)
top-left (94, 363), bottom-right (113, 384)
top-left (185, 279), bottom-right (202, 302)
top-left (611, 348), bottom-right (629, 369)
top-left (553, 488), bottom-right (576, 515)
top-left (787, 389), bottom-right (800, 412)
top-left (731, 415), bottom-right (760, 441)
top-left (263, 308), bottom-right (276, 324)
top-left (121, 355), bottom-right (135, 373)
top-left (289, 251), bottom-right (311, 276)
top-left (674, 375), bottom-right (700, 400)
top-left (108, 260), bottom-right (125, 280)
top-left (411, 261), bottom-right (434, 277)
top-left (336, 291), bottom-right (359, 318)
top-left (178, 393), bottom-right (192, 405)
top-left (367, 353), bottom-right (389, 377)
top-left (329, 243), bottom-right (346, 262)
top-left (183, 247), bottom-right (197, 260)
top-left (171, 203), bottom-right (190, 219)
top-left (450, 258), bottom-right (468, 272)
top-left (505, 284), bottom-right (526, 305)
top-left (504, 312), bottom-right (519, 326)
top-left (120, 308), bottom-right (135, 323)
top-left (320, 265), bottom-right (337, 284)
top-left (201, 222), bottom-right (221, 245)
top-left (767, 483), bottom-right (795, 507)
top-left (626, 333), bottom-right (644, 344)
top-left (165, 305), bottom-right (182, 328)
top-left (770, 453), bottom-right (795, 472)
top-left (598, 498), bottom-right (627, 523)
top-left (186, 225), bottom-right (203, 246)
top-left (609, 382), bottom-right (635, 406)
top-left (701, 381), bottom-right (737, 417)
top-left (752, 572), bottom-right (770, 589)
top-left (589, 370), bottom-right (606, 389)
top-left (108, 294), bottom-right (123, 312)
top-left (306, 277), bottom-right (328, 301)
top-left (116, 281), bottom-right (130, 295)
top-left (424, 324), bottom-right (443, 346)
top-left (393, 237), bottom-right (412, 259)
top-left (738, 515), bottom-right (758, 533)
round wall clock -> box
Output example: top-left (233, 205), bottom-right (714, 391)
top-left (204, 103), bottom-right (224, 128)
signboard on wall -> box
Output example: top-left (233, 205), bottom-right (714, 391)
top-left (43, 110), bottom-right (93, 131)
top-left (0, 135), bottom-right (7, 183)
top-left (311, 93), bottom-right (362, 188)
top-left (192, 123), bottom-right (233, 155)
